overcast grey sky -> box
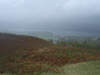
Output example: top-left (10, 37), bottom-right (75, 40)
top-left (0, 0), bottom-right (100, 36)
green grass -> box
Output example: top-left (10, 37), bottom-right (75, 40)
top-left (41, 60), bottom-right (100, 75)
top-left (1, 61), bottom-right (100, 75)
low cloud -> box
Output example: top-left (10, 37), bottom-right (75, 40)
top-left (0, 0), bottom-right (100, 36)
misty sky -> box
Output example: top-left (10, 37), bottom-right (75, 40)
top-left (0, 0), bottom-right (100, 36)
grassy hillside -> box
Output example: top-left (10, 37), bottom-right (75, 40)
top-left (41, 60), bottom-right (100, 75)
top-left (1, 61), bottom-right (100, 75)
top-left (0, 33), bottom-right (100, 74)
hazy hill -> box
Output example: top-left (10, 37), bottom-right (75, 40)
top-left (0, 33), bottom-right (52, 56)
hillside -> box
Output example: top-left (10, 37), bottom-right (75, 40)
top-left (41, 60), bottom-right (100, 75)
top-left (0, 33), bottom-right (100, 74)
top-left (0, 33), bottom-right (52, 56)
top-left (0, 33), bottom-right (68, 73)
top-left (1, 60), bottom-right (100, 75)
